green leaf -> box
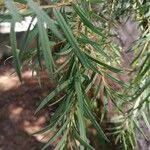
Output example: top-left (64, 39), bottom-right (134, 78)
top-left (41, 120), bottom-right (69, 150)
top-left (85, 52), bottom-right (121, 73)
top-left (19, 17), bottom-right (38, 52)
top-left (35, 78), bottom-right (73, 113)
top-left (10, 20), bottom-right (22, 81)
top-left (48, 91), bottom-right (73, 129)
top-left (34, 94), bottom-right (72, 135)
top-left (75, 74), bottom-right (84, 113)
top-left (105, 73), bottom-right (127, 87)
top-left (141, 111), bottom-right (150, 131)
top-left (84, 100), bottom-right (109, 142)
top-left (54, 9), bottom-right (90, 68)
top-left (76, 107), bottom-right (87, 150)
top-left (133, 118), bottom-right (148, 140)
top-left (14, 0), bottom-right (27, 4)
top-left (73, 128), bottom-right (95, 150)
top-left (139, 59), bottom-right (150, 78)
top-left (5, 0), bottom-right (22, 22)
top-left (54, 56), bottom-right (71, 74)
top-left (19, 25), bottom-right (38, 61)
top-left (78, 34), bottom-right (110, 59)
top-left (130, 78), bottom-right (150, 102)
top-left (38, 16), bottom-right (54, 76)
top-left (73, 4), bottom-right (105, 37)
top-left (27, 0), bottom-right (63, 40)
top-left (54, 132), bottom-right (67, 150)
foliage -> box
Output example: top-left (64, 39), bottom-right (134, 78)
top-left (1, 0), bottom-right (150, 149)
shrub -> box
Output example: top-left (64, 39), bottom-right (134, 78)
top-left (1, 0), bottom-right (150, 149)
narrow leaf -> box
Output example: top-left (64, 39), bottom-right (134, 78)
top-left (73, 128), bottom-right (95, 150)
top-left (5, 0), bottom-right (22, 22)
top-left (10, 20), bottom-right (22, 81)
top-left (35, 78), bottom-right (73, 113)
top-left (54, 9), bottom-right (89, 68)
top-left (38, 16), bottom-right (54, 76)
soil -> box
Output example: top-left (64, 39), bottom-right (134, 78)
top-left (0, 61), bottom-right (56, 150)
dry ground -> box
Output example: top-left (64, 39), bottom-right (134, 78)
top-left (0, 61), bottom-right (56, 150)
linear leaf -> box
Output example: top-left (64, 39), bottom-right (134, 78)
top-left (78, 35), bottom-right (110, 59)
top-left (5, 0), bottom-right (22, 22)
top-left (38, 16), bottom-right (54, 76)
top-left (54, 132), bottom-right (67, 150)
top-left (141, 111), bottom-right (150, 131)
top-left (27, 0), bottom-right (63, 40)
top-left (20, 17), bottom-right (38, 52)
top-left (75, 75), bottom-right (84, 114)
top-left (77, 107), bottom-right (87, 150)
top-left (54, 9), bottom-right (89, 68)
top-left (73, 4), bottom-right (105, 37)
top-left (73, 128), bottom-right (95, 150)
top-left (35, 78), bottom-right (73, 113)
top-left (10, 20), bottom-right (22, 81)
top-left (41, 120), bottom-right (69, 150)
top-left (130, 78), bottom-right (150, 102)
top-left (85, 52), bottom-right (121, 73)
top-left (84, 100), bottom-right (109, 142)
top-left (133, 118), bottom-right (148, 140)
